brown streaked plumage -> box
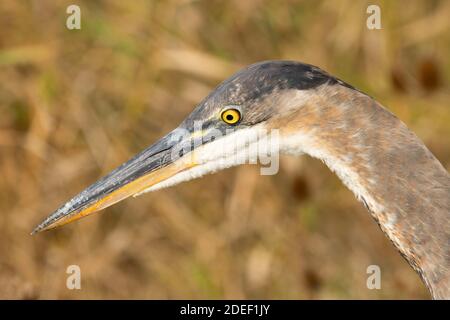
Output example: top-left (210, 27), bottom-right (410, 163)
top-left (32, 60), bottom-right (450, 299)
top-left (265, 84), bottom-right (450, 298)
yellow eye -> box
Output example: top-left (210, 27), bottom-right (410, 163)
top-left (220, 108), bottom-right (241, 125)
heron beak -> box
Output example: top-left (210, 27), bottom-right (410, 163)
top-left (31, 128), bottom-right (199, 234)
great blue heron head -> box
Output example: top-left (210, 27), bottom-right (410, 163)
top-left (32, 60), bottom-right (340, 233)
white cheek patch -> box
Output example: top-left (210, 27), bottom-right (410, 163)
top-left (133, 124), bottom-right (279, 196)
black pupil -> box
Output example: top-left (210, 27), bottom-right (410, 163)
top-left (226, 114), bottom-right (234, 121)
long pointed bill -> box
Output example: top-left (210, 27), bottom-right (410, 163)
top-left (31, 128), bottom-right (198, 234)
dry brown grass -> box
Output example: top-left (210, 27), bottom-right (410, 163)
top-left (0, 0), bottom-right (449, 299)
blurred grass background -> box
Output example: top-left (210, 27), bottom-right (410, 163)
top-left (0, 0), bottom-right (449, 299)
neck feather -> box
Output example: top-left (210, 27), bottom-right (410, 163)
top-left (274, 84), bottom-right (450, 299)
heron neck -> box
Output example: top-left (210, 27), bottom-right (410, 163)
top-left (277, 86), bottom-right (450, 299)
